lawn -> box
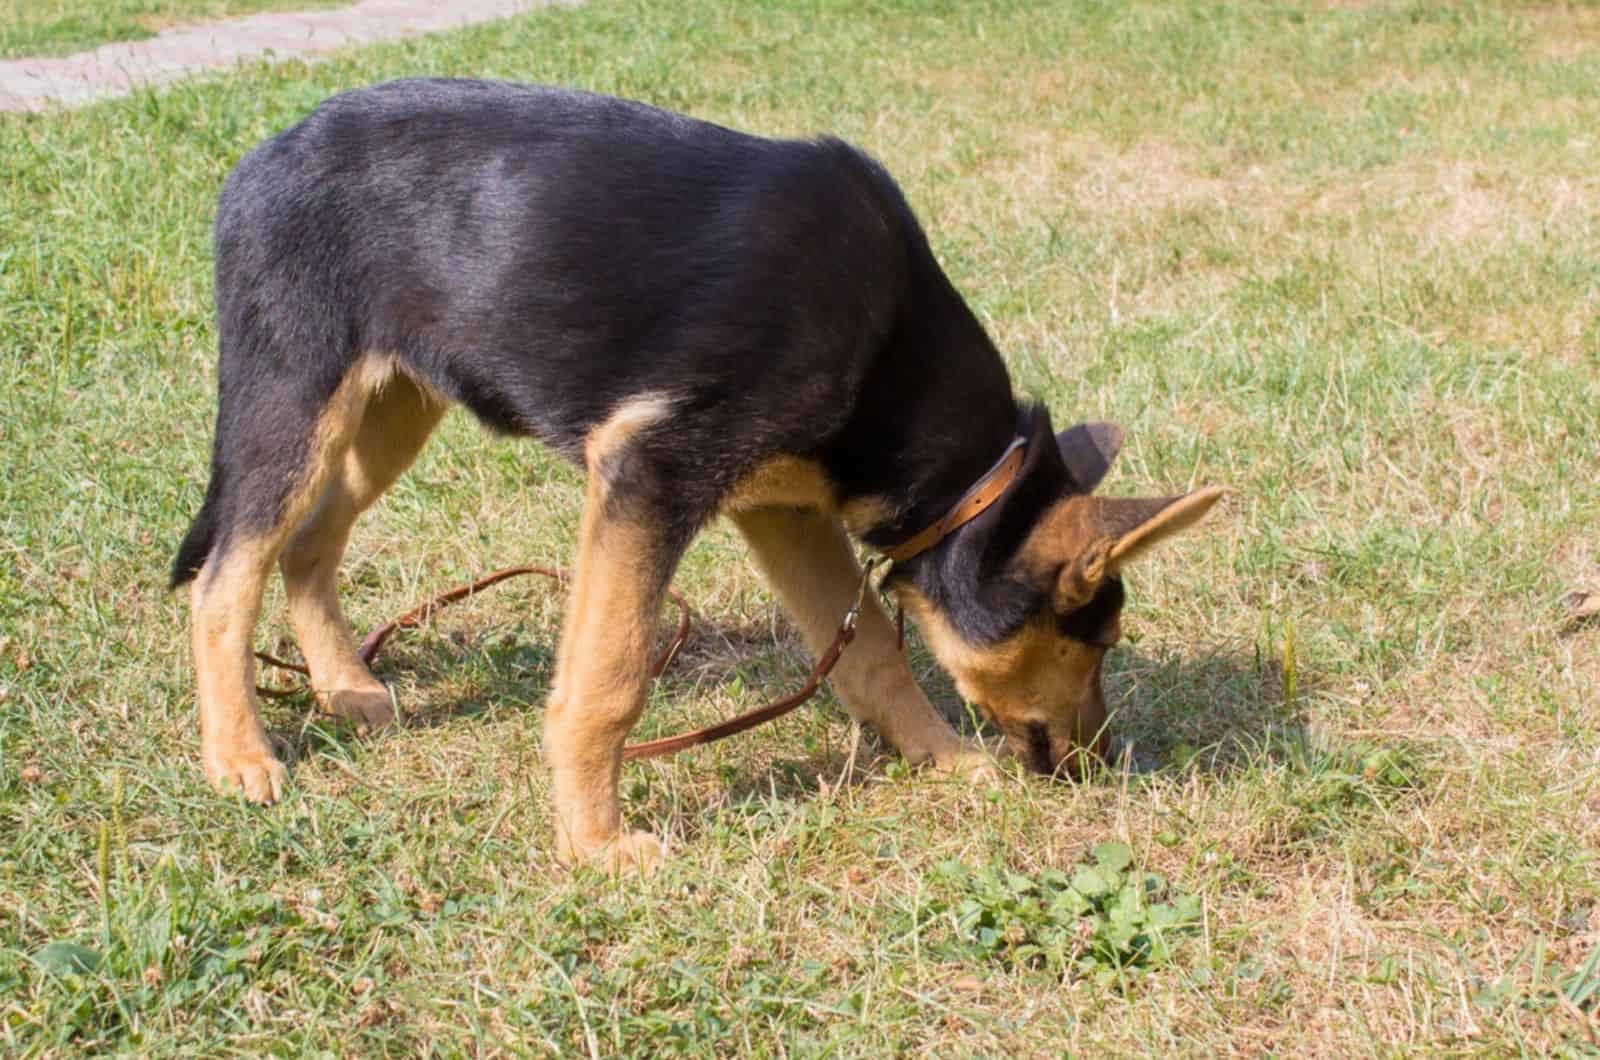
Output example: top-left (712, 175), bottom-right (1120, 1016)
top-left (0, 0), bottom-right (335, 59)
top-left (2, 0), bottom-right (1598, 1053)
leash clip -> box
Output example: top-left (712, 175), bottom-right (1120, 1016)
top-left (842, 556), bottom-right (887, 637)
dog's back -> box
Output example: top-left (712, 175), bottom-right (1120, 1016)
top-left (216, 79), bottom-right (920, 469)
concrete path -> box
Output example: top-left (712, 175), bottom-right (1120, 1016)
top-left (0, 0), bottom-right (573, 113)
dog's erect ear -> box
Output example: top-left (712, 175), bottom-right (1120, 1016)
top-left (1056, 422), bottom-right (1125, 493)
top-left (1030, 486), bottom-right (1227, 613)
top-left (1099, 486), bottom-right (1227, 569)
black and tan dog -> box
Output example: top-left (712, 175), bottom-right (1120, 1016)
top-left (171, 79), bottom-right (1223, 871)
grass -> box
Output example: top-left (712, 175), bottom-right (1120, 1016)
top-left (2, 0), bottom-right (1599, 1052)
top-left (0, 0), bottom-right (335, 59)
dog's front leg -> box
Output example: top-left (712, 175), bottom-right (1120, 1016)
top-left (543, 497), bottom-right (680, 873)
top-left (731, 507), bottom-right (993, 777)
top-left (544, 400), bottom-right (686, 873)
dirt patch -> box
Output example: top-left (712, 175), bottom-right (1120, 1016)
top-left (1319, 161), bottom-right (1598, 247)
top-left (1066, 138), bottom-right (1267, 216)
top-left (977, 128), bottom-right (1598, 256)
top-left (1526, 6), bottom-right (1600, 60)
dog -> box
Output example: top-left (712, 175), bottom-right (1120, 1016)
top-left (171, 79), bottom-right (1224, 871)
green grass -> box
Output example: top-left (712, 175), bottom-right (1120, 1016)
top-left (3, 0), bottom-right (1600, 1052)
top-left (0, 0), bottom-right (335, 59)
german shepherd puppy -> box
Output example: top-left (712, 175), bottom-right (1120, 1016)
top-left (172, 80), bottom-right (1223, 871)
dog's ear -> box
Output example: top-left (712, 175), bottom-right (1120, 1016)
top-left (1096, 487), bottom-right (1227, 569)
top-left (1052, 535), bottom-right (1116, 613)
top-left (1056, 421), bottom-right (1124, 493)
top-left (1029, 487), bottom-right (1227, 613)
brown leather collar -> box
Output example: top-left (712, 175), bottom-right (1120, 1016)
top-left (883, 436), bottom-right (1027, 564)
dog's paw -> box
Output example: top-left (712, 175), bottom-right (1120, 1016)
top-left (321, 683), bottom-right (395, 732)
top-left (563, 829), bottom-right (666, 876)
top-left (932, 746), bottom-right (1005, 787)
top-left (603, 830), bottom-right (666, 875)
top-left (205, 745), bottom-right (290, 804)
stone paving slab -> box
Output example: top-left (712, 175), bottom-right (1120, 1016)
top-left (0, 0), bottom-right (575, 113)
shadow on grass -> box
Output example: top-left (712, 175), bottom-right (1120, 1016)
top-left (253, 623), bottom-right (562, 764)
top-left (912, 632), bottom-right (1318, 777)
top-left (1108, 643), bottom-right (1312, 773)
top-left (265, 611), bottom-right (809, 738)
top-left (260, 622), bottom-right (1318, 789)
top-left (381, 633), bottom-right (558, 730)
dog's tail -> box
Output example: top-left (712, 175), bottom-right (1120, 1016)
top-left (170, 471), bottom-right (225, 589)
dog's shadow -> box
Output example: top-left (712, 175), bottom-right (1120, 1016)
top-left (1103, 642), bottom-right (1312, 772)
top-left (671, 628), bottom-right (1316, 801)
top-left (264, 617), bottom-right (1312, 788)
top-left (262, 611), bottom-right (820, 761)
top-left (646, 635), bottom-right (1318, 848)
top-left (257, 618), bottom-right (561, 764)
top-left (912, 635), bottom-right (1311, 775)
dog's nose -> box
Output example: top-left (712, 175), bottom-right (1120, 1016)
top-left (1022, 722), bottom-right (1057, 776)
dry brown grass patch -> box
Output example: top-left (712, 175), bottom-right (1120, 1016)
top-left (1527, 4), bottom-right (1600, 59)
top-left (1469, 293), bottom-right (1600, 364)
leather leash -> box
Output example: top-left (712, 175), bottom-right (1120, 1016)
top-left (254, 560), bottom-right (882, 761)
top-left (624, 559), bottom-right (877, 760)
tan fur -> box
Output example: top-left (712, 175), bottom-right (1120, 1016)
top-left (722, 456), bottom-right (836, 512)
top-left (899, 586), bottom-right (1109, 774)
top-left (191, 536), bottom-right (291, 802)
top-left (839, 495), bottom-right (897, 537)
top-left (1040, 538), bottom-right (1114, 614)
top-left (731, 507), bottom-right (984, 770)
top-left (1017, 494), bottom-right (1105, 586)
top-left (191, 356), bottom-right (403, 801)
top-left (542, 397), bottom-right (678, 872)
top-left (279, 371), bottom-right (448, 728)
top-left (1020, 487), bottom-right (1227, 580)
top-left (587, 393), bottom-right (676, 490)
top-left (721, 455), bottom-right (894, 534)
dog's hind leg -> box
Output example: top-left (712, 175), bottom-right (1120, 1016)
top-left (280, 371), bottom-right (447, 729)
top-left (543, 397), bottom-right (688, 873)
top-left (731, 507), bottom-right (993, 776)
top-left (184, 362), bottom-right (375, 803)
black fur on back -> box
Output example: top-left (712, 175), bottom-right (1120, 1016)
top-left (172, 79), bottom-right (1073, 641)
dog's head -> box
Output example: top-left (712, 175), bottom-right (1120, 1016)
top-left (895, 410), bottom-right (1224, 776)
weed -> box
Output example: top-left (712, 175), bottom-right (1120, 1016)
top-left (925, 842), bottom-right (1203, 989)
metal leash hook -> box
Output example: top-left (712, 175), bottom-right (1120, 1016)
top-left (855, 554), bottom-right (906, 653)
top-left (842, 555), bottom-right (881, 637)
